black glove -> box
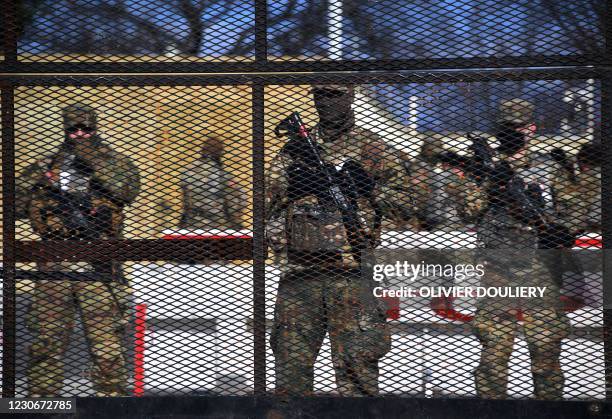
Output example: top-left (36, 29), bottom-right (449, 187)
top-left (420, 217), bottom-right (442, 232)
top-left (525, 183), bottom-right (546, 211)
top-left (41, 229), bottom-right (68, 240)
top-left (89, 205), bottom-right (113, 236)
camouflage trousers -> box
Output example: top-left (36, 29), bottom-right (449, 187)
top-left (472, 305), bottom-right (570, 400)
top-left (27, 280), bottom-right (130, 397)
top-left (271, 268), bottom-right (391, 397)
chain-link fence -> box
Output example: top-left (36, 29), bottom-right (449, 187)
top-left (1, 0), bottom-right (610, 404)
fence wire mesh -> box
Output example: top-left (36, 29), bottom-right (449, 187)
top-left (266, 1), bottom-right (605, 62)
top-left (262, 79), bottom-right (604, 399)
top-left (6, 1), bottom-right (607, 63)
top-left (0, 0), bottom-right (609, 404)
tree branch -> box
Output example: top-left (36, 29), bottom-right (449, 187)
top-left (178, 0), bottom-right (205, 54)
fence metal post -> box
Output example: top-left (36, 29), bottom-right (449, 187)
top-left (2, 83), bottom-right (16, 398)
top-left (253, 0), bottom-right (268, 396)
top-left (1, 0), bottom-right (18, 397)
top-left (252, 82), bottom-right (267, 395)
top-left (2, 0), bottom-right (18, 66)
top-left (603, 0), bottom-right (612, 400)
top-left (254, 0), bottom-right (268, 67)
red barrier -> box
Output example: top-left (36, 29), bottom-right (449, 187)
top-left (134, 303), bottom-right (147, 397)
top-left (380, 296), bottom-right (401, 320)
top-left (162, 234), bottom-right (252, 240)
top-left (574, 237), bottom-right (602, 248)
top-left (161, 230), bottom-right (253, 240)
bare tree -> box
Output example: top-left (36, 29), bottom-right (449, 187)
top-left (249, 0), bottom-right (397, 59)
top-left (19, 0), bottom-right (239, 56)
top-left (16, 0), bottom-right (48, 38)
top-left (227, 0), bottom-right (327, 56)
top-left (18, 0), bottom-right (397, 59)
top-left (23, 0), bottom-right (602, 60)
top-left (540, 0), bottom-right (605, 54)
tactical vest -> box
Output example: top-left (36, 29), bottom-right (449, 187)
top-left (284, 127), bottom-right (383, 258)
top-left (18, 143), bottom-right (140, 276)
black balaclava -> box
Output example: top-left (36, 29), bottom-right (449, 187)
top-left (312, 85), bottom-right (355, 141)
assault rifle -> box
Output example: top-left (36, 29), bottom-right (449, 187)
top-left (44, 188), bottom-right (113, 241)
top-left (436, 134), bottom-right (498, 186)
top-left (273, 112), bottom-right (374, 264)
top-left (3, 196), bottom-right (118, 281)
top-left (9, 187), bottom-right (117, 282)
top-left (439, 134), bottom-right (574, 249)
top-left (40, 151), bottom-right (114, 240)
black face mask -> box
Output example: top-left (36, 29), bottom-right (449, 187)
top-left (313, 89), bottom-right (355, 136)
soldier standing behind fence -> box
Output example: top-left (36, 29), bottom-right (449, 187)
top-left (16, 104), bottom-right (141, 397)
top-left (473, 99), bottom-right (571, 400)
top-left (556, 142), bottom-right (601, 235)
top-left (409, 136), bottom-right (484, 232)
top-left (179, 136), bottom-right (246, 232)
top-left (266, 85), bottom-right (413, 396)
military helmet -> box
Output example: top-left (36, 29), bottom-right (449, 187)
top-left (420, 135), bottom-right (444, 159)
top-left (498, 98), bottom-right (534, 126)
top-left (200, 136), bottom-right (225, 160)
top-left (62, 103), bottom-right (97, 130)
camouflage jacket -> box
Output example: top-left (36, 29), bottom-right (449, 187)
top-left (478, 149), bottom-right (568, 247)
top-left (556, 166), bottom-right (600, 234)
top-left (15, 138), bottom-right (140, 276)
top-left (508, 150), bottom-right (569, 219)
top-left (266, 126), bottom-right (413, 268)
top-left (410, 157), bottom-right (485, 231)
top-left (476, 150), bottom-right (570, 304)
top-left (179, 157), bottom-right (246, 230)
top-left (477, 205), bottom-right (566, 309)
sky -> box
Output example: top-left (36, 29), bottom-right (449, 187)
top-left (18, 0), bottom-right (603, 135)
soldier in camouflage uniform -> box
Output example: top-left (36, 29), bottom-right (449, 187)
top-left (405, 135), bottom-right (486, 315)
top-left (179, 136), bottom-right (246, 231)
top-left (266, 85), bottom-right (412, 396)
top-left (473, 99), bottom-right (571, 400)
top-left (409, 136), bottom-right (484, 232)
top-left (556, 142), bottom-right (601, 234)
top-left (16, 104), bottom-right (141, 397)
